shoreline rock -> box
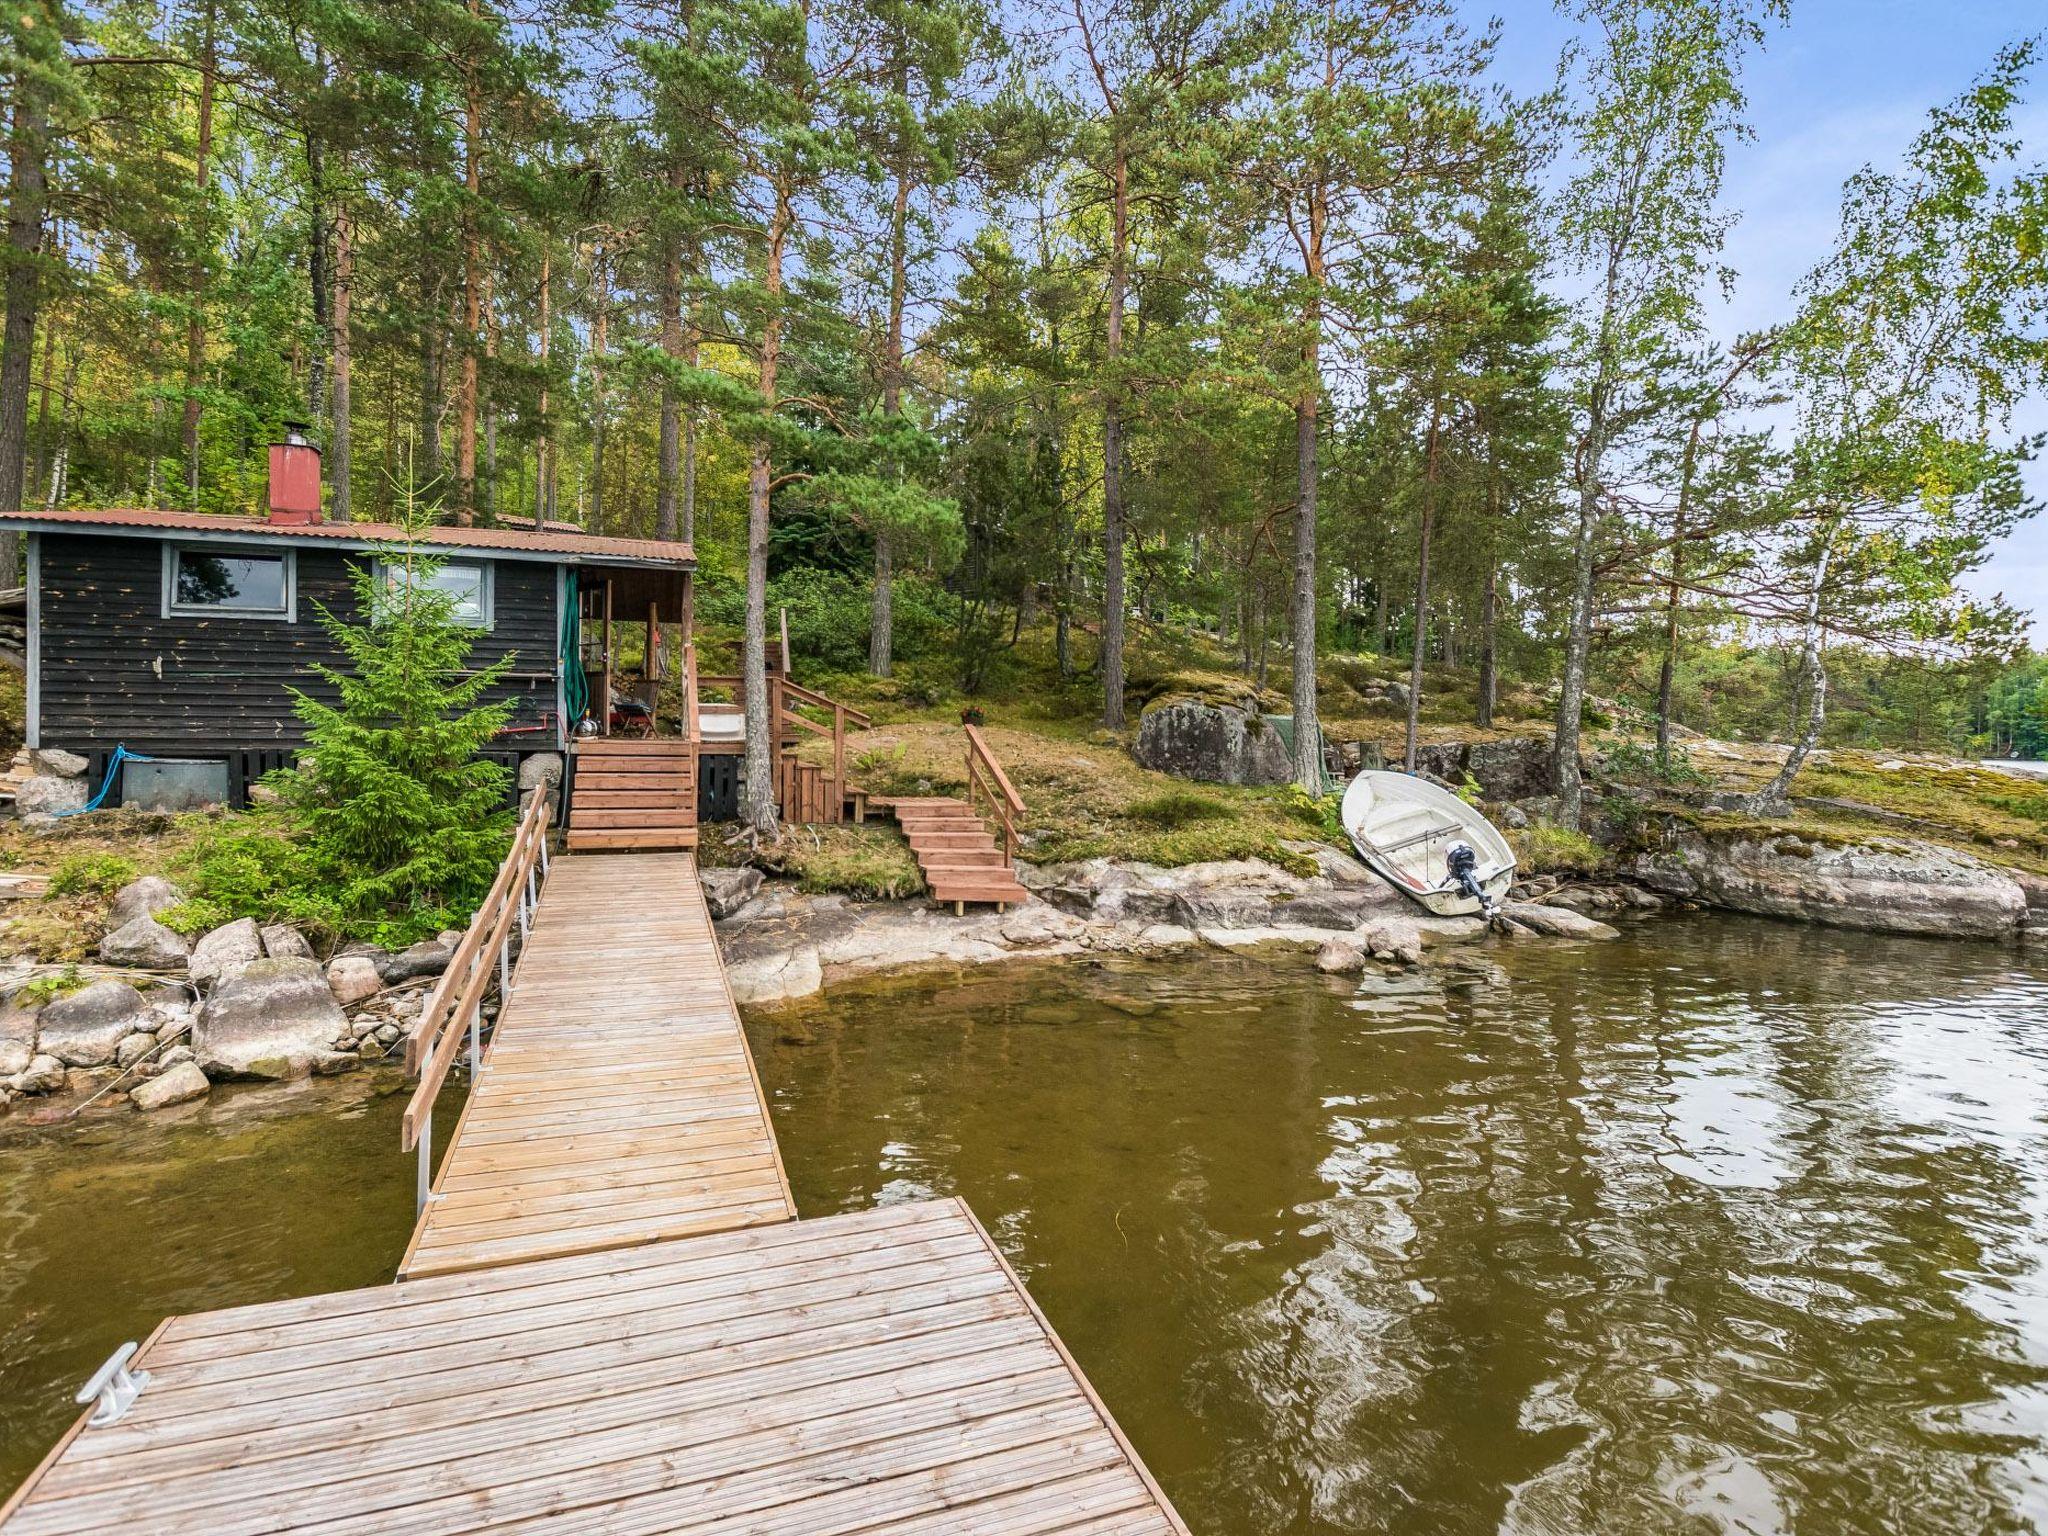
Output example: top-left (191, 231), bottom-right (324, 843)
top-left (719, 850), bottom-right (1620, 1007)
top-left (1632, 822), bottom-right (2028, 941)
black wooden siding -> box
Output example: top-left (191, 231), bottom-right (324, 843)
top-left (36, 533), bottom-right (561, 762)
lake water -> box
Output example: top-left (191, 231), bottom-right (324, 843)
top-left (4, 918), bottom-right (2047, 1533)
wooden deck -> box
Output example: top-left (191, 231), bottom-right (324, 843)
top-left (1, 846), bottom-right (1191, 1535)
top-left (1, 1202), bottom-right (1185, 1536)
top-left (399, 852), bottom-right (794, 1280)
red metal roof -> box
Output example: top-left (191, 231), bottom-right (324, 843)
top-left (0, 507), bottom-right (694, 566)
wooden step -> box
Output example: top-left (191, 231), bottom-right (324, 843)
top-left (920, 852), bottom-right (1008, 872)
top-left (566, 827), bottom-right (700, 850)
top-left (928, 878), bottom-right (1029, 907)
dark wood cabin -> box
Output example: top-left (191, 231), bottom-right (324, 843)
top-left (0, 505), bottom-right (694, 811)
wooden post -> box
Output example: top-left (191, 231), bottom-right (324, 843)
top-left (600, 580), bottom-right (614, 737)
top-left (647, 600), bottom-right (661, 734)
top-left (832, 703), bottom-right (846, 819)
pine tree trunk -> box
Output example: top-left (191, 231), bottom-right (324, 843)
top-left (655, 178), bottom-right (684, 542)
top-left (29, 300), bottom-right (53, 496)
top-left (1404, 408), bottom-right (1440, 772)
top-left (589, 247), bottom-right (608, 532)
top-left (182, 0), bottom-right (218, 508)
top-left (416, 256), bottom-right (444, 490)
top-left (455, 4), bottom-right (484, 524)
top-left (1290, 362), bottom-right (1320, 785)
top-left (0, 80), bottom-right (45, 573)
top-left (1099, 139), bottom-right (1129, 731)
top-left (306, 116), bottom-right (330, 425)
top-left (1477, 563), bottom-right (1498, 730)
top-left (741, 193), bottom-right (789, 836)
top-left (330, 198), bottom-right (353, 520)
top-left (535, 240), bottom-right (550, 529)
top-left (869, 141), bottom-right (910, 679)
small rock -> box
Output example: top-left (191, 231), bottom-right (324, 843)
top-left (1498, 804), bottom-right (1530, 830)
top-left (375, 1023), bottom-right (401, 1044)
top-left (14, 774), bottom-right (89, 818)
top-left (0, 1038), bottom-right (30, 1076)
top-left (189, 918), bottom-right (265, 990)
top-left (38, 980), bottom-right (152, 1067)
top-left (7, 1053), bottom-right (66, 1095)
top-left (436, 929), bottom-right (465, 951)
top-left (1314, 938), bottom-right (1367, 974)
top-left (517, 752), bottom-right (563, 792)
top-left (997, 903), bottom-right (1085, 948)
top-left (326, 954), bottom-right (383, 1005)
top-left (113, 1032), bottom-right (157, 1069)
top-left (358, 1038), bottom-right (384, 1060)
top-left (310, 1050), bottom-right (360, 1077)
top-left (29, 747), bottom-right (90, 778)
top-left (701, 866), bottom-right (765, 920)
top-left (1501, 902), bottom-right (1621, 941)
top-left (260, 924), bottom-right (314, 961)
top-left (99, 916), bottom-right (193, 970)
top-left (130, 1061), bottom-right (210, 1111)
top-left (109, 876), bottom-right (186, 930)
top-left (377, 941), bottom-right (453, 984)
top-left (158, 1043), bottom-right (195, 1069)
top-left (1360, 917), bottom-right (1424, 967)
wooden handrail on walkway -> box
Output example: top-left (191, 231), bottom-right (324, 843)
top-left (400, 787), bottom-right (552, 1207)
top-left (963, 723), bottom-right (1024, 864)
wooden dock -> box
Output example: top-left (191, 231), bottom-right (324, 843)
top-left (400, 853), bottom-right (794, 1279)
top-left (1, 849), bottom-right (1191, 1535)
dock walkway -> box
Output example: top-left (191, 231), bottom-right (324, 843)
top-left (400, 853), bottom-right (794, 1279)
top-left (1, 850), bottom-right (1190, 1535)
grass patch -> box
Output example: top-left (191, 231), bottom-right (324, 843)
top-left (1510, 822), bottom-right (1611, 876)
top-left (1124, 791), bottom-right (1230, 829)
top-left (762, 825), bottom-right (925, 900)
top-left (13, 965), bottom-right (89, 1007)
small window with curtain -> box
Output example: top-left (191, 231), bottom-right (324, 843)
top-left (162, 545), bottom-right (295, 620)
top-left (374, 557), bottom-right (493, 629)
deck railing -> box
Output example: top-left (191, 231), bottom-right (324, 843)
top-left (697, 671), bottom-right (872, 822)
top-left (963, 724), bottom-right (1024, 864)
top-left (400, 785), bottom-right (552, 1211)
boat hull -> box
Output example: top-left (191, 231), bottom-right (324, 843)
top-left (1341, 770), bottom-right (1518, 916)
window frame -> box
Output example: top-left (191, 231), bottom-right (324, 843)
top-left (160, 543), bottom-right (298, 623)
top-left (372, 555), bottom-right (495, 631)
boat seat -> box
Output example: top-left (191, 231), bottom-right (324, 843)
top-left (1380, 817), bottom-right (1461, 856)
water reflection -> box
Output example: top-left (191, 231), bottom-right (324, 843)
top-left (751, 919), bottom-right (2048, 1535)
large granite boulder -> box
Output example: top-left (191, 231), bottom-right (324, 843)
top-left (37, 980), bottom-right (152, 1067)
top-left (1132, 699), bottom-right (1291, 786)
top-left (1632, 824), bottom-right (2027, 940)
top-left (326, 954), bottom-right (383, 1005)
top-left (193, 958), bottom-right (350, 1079)
top-left (109, 875), bottom-right (185, 930)
top-left (189, 918), bottom-right (265, 990)
top-left (100, 916), bottom-right (193, 970)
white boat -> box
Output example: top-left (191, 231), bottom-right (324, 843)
top-left (1341, 770), bottom-right (1517, 917)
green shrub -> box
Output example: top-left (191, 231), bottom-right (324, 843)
top-left (47, 852), bottom-right (139, 899)
top-left (15, 966), bottom-right (88, 1006)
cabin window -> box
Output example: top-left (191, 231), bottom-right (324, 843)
top-left (375, 557), bottom-right (493, 629)
top-left (162, 545), bottom-right (295, 620)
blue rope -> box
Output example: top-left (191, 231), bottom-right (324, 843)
top-left (55, 745), bottom-right (157, 818)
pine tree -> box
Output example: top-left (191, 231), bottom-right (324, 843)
top-left (281, 489), bottom-right (517, 931)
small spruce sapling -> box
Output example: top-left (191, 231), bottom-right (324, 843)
top-left (279, 493), bottom-right (517, 938)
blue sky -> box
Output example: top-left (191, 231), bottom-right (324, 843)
top-left (1463, 1), bottom-right (2048, 640)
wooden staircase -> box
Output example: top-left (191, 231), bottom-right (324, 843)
top-left (892, 798), bottom-right (1030, 911)
top-left (567, 738), bottom-right (698, 851)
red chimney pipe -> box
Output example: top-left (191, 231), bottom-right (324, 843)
top-left (268, 425), bottom-right (322, 525)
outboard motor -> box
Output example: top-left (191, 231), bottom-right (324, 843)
top-left (1444, 840), bottom-right (1498, 918)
